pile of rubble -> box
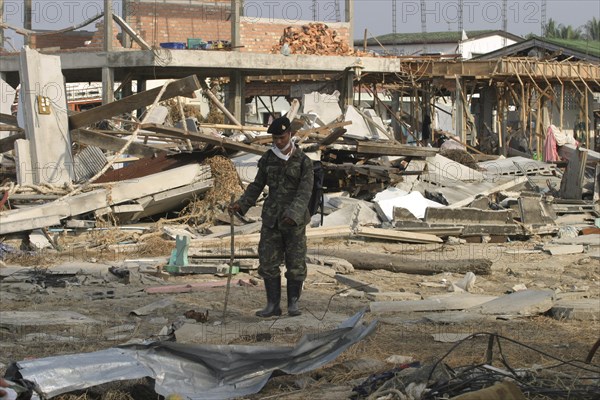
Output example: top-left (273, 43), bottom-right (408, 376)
top-left (272, 22), bottom-right (363, 56)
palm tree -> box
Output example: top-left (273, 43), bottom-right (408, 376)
top-left (543, 18), bottom-right (560, 38)
top-left (558, 25), bottom-right (582, 40)
top-left (543, 18), bottom-right (582, 40)
top-left (583, 17), bottom-right (600, 40)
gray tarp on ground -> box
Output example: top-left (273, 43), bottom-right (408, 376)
top-left (12, 311), bottom-right (376, 399)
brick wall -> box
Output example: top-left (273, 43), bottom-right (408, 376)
top-left (240, 17), bottom-right (349, 53)
top-left (31, 31), bottom-right (95, 50)
top-left (32, 0), bottom-right (350, 54)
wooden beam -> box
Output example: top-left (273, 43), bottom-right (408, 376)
top-left (0, 113), bottom-right (17, 125)
top-left (319, 127), bottom-right (347, 146)
top-left (111, 13), bottom-right (151, 50)
top-left (71, 129), bottom-right (168, 159)
top-left (69, 75), bottom-right (201, 130)
top-left (0, 125), bottom-right (23, 132)
top-left (0, 132), bottom-right (25, 153)
top-left (356, 227), bottom-right (443, 244)
top-left (355, 141), bottom-right (438, 157)
top-left (140, 123), bottom-right (267, 155)
top-left (198, 123), bottom-right (269, 132)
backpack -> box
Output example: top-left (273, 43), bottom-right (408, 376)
top-left (307, 160), bottom-right (325, 225)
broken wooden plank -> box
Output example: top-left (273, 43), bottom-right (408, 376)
top-left (0, 164), bottom-right (211, 235)
top-left (334, 274), bottom-right (379, 293)
top-left (140, 123), bottom-right (267, 156)
top-left (319, 127), bottom-right (347, 146)
top-left (69, 75), bottom-right (201, 129)
top-left (0, 132), bottom-right (25, 153)
top-left (558, 144), bottom-right (600, 164)
top-left (0, 113), bottom-right (18, 125)
top-left (355, 226), bottom-right (443, 244)
top-left (370, 294), bottom-right (497, 314)
top-left (449, 176), bottom-right (528, 208)
top-left (190, 225), bottom-right (352, 248)
top-left (0, 124), bottom-right (23, 132)
top-left (355, 141), bottom-right (438, 157)
top-left (72, 129), bottom-right (168, 158)
top-left (111, 13), bottom-right (151, 50)
top-left (314, 249), bottom-right (492, 275)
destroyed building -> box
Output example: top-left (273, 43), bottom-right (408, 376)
top-left (0, 1), bottom-right (599, 399)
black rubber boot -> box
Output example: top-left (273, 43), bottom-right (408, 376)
top-left (255, 276), bottom-right (282, 318)
top-left (287, 280), bottom-right (303, 317)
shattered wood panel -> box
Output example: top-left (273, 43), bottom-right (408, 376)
top-left (132, 179), bottom-right (214, 220)
top-left (355, 141), bottom-right (438, 157)
top-left (356, 227), bottom-right (443, 244)
top-left (69, 75), bottom-right (201, 130)
top-left (140, 123), bottom-right (267, 156)
top-left (0, 164), bottom-right (210, 235)
top-left (0, 132), bottom-right (25, 153)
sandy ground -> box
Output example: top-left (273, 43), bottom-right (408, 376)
top-left (0, 239), bottom-right (599, 399)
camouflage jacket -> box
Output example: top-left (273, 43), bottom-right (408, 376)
top-left (238, 147), bottom-right (314, 228)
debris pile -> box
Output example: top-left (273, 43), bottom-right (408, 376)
top-left (272, 22), bottom-right (360, 56)
top-left (1, 46), bottom-right (599, 400)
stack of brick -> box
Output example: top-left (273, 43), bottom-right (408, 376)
top-left (272, 23), bottom-right (358, 56)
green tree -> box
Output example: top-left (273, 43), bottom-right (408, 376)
top-left (543, 18), bottom-right (560, 38)
top-left (583, 17), bottom-right (600, 40)
top-left (543, 18), bottom-right (582, 39)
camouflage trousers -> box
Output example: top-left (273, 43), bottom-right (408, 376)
top-left (258, 220), bottom-right (307, 281)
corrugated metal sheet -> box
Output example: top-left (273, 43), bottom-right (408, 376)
top-left (73, 146), bottom-right (107, 183)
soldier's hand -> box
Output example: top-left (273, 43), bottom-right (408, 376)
top-left (0, 378), bottom-right (8, 397)
top-left (228, 202), bottom-right (241, 215)
top-left (282, 217), bottom-right (296, 226)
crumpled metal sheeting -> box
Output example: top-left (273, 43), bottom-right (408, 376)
top-left (15, 311), bottom-right (376, 399)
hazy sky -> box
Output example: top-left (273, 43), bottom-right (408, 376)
top-left (2, 0), bottom-right (599, 48)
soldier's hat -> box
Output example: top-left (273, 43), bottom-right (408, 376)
top-left (267, 116), bottom-right (291, 136)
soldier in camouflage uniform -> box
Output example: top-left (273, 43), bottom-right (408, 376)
top-left (229, 116), bottom-right (313, 317)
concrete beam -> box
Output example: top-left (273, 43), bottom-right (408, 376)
top-left (23, 0), bottom-right (31, 46)
top-left (345, 0), bottom-right (354, 43)
top-left (227, 70), bottom-right (244, 124)
top-left (231, 0), bottom-right (241, 50)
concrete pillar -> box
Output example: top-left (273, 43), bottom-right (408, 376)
top-left (231, 0), bottom-right (242, 50)
top-left (345, 0), bottom-right (354, 45)
top-left (340, 70), bottom-right (354, 109)
top-left (0, 0), bottom-right (4, 50)
top-left (122, 0), bottom-right (131, 48)
top-left (391, 90), bottom-right (402, 142)
top-left (227, 71), bottom-right (244, 124)
top-left (19, 47), bottom-right (74, 185)
top-left (136, 79), bottom-right (147, 119)
top-left (480, 85), bottom-right (496, 142)
top-left (455, 76), bottom-right (465, 142)
top-left (103, 0), bottom-right (114, 104)
top-left (23, 0), bottom-right (32, 46)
